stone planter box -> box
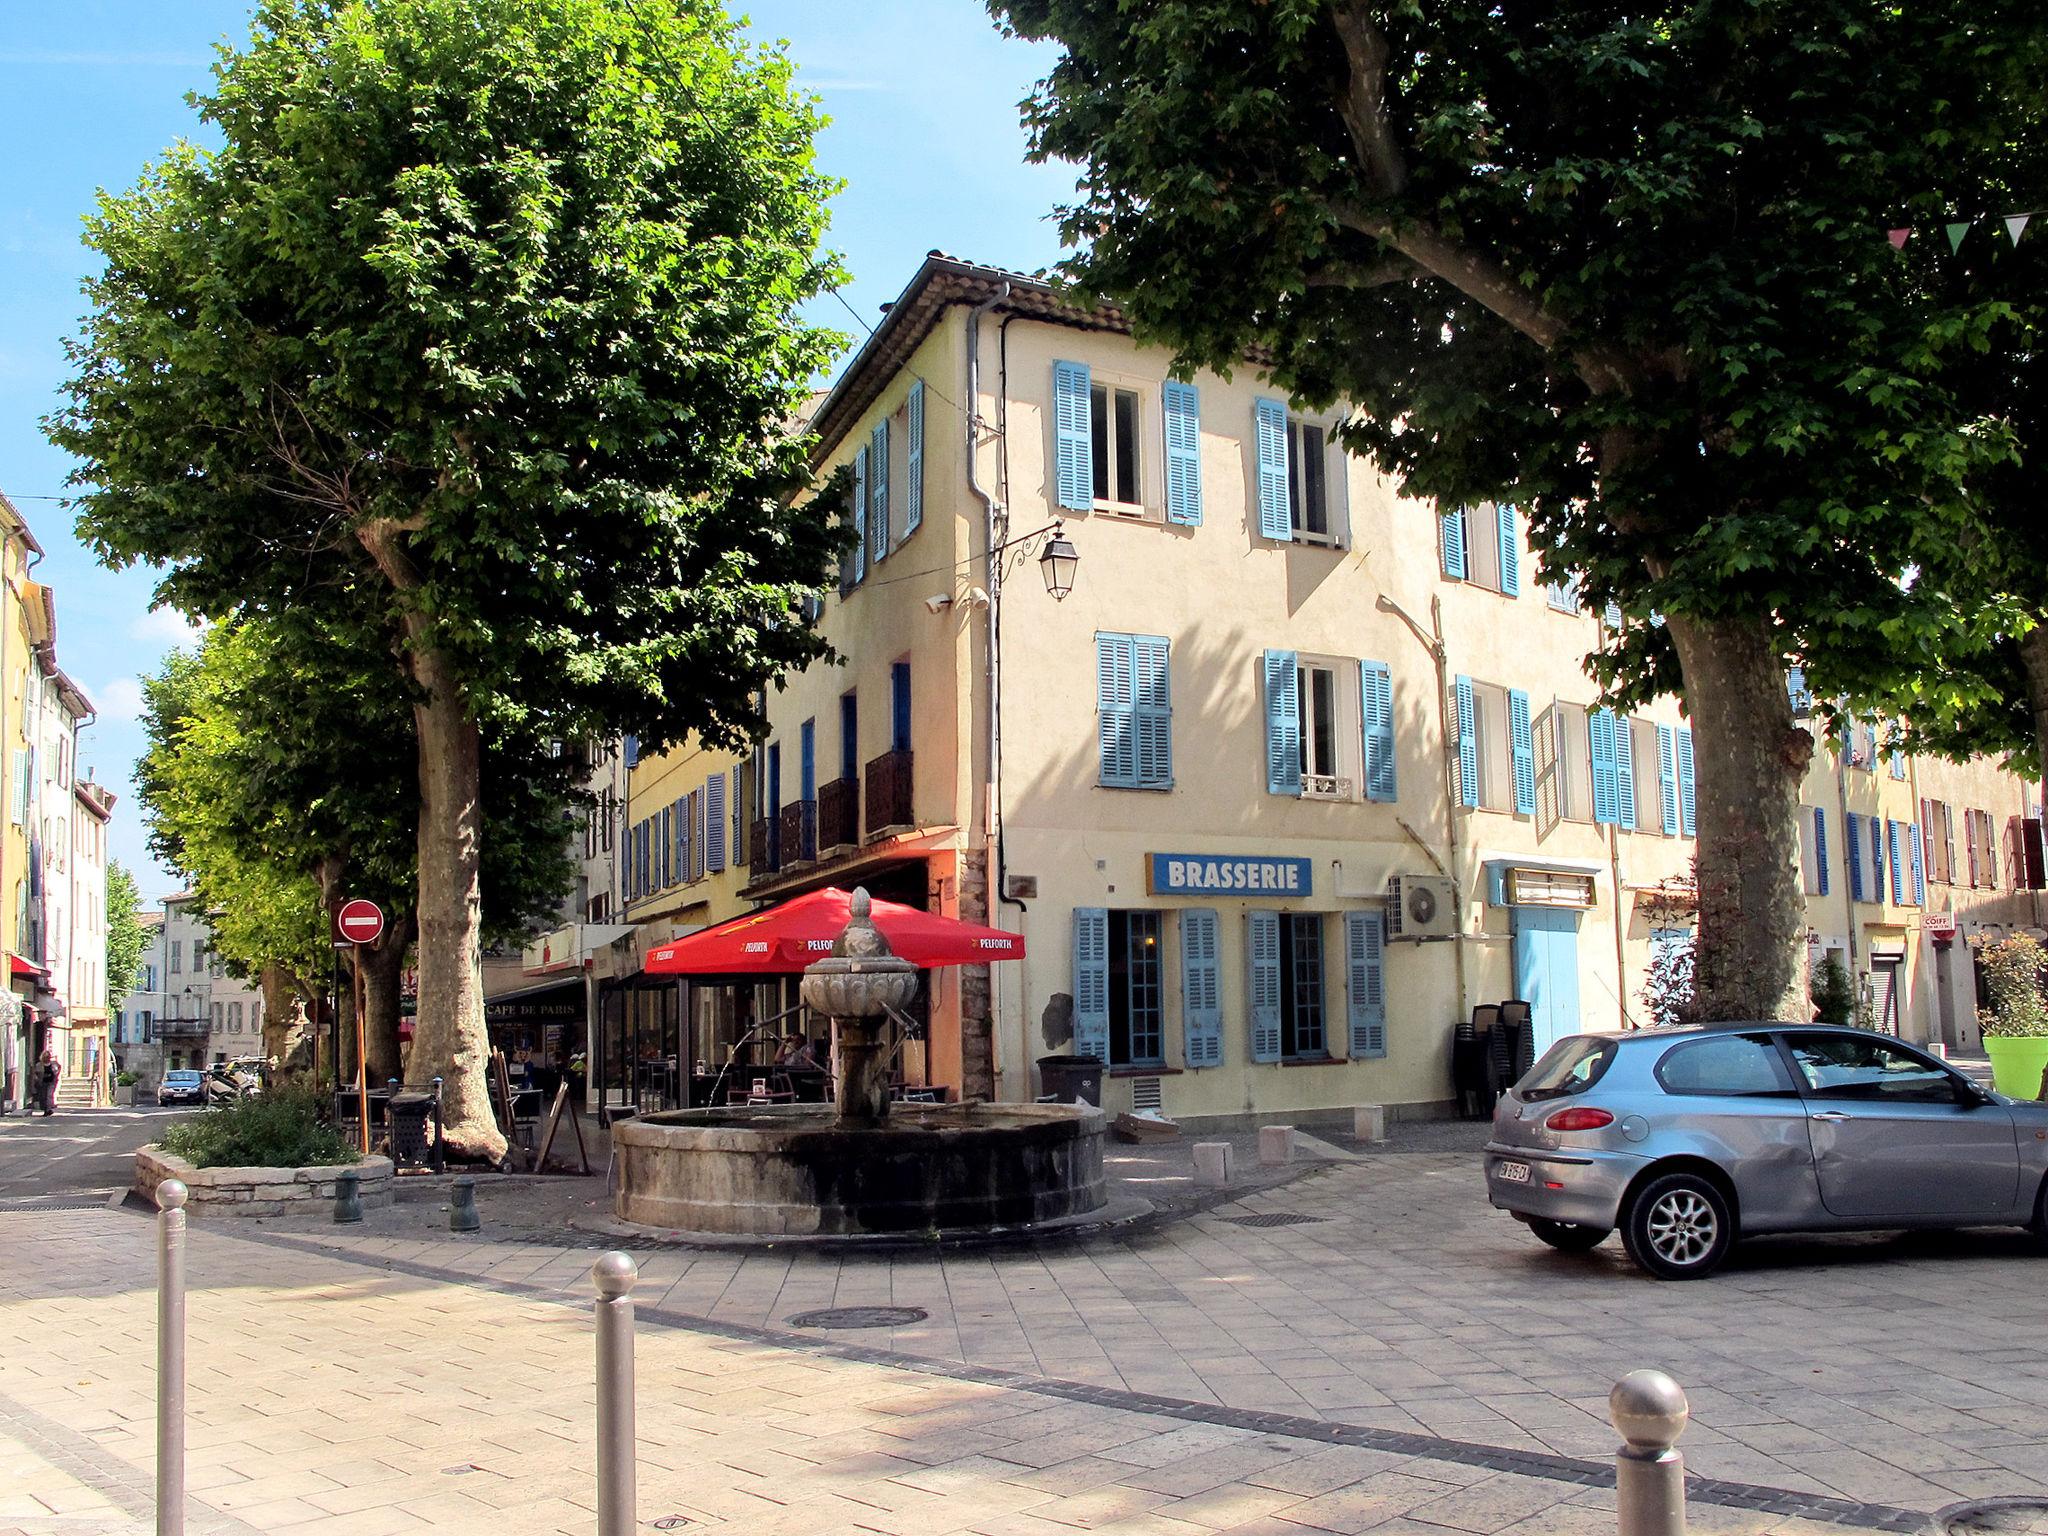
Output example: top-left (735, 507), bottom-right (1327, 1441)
top-left (133, 1144), bottom-right (393, 1217)
top-left (114, 1084), bottom-right (135, 1106)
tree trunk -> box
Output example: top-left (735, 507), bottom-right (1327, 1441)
top-left (259, 965), bottom-right (313, 1083)
top-left (2019, 624), bottom-right (2048, 1101)
top-left (406, 641), bottom-right (505, 1163)
top-left (1663, 611), bottom-right (1813, 1022)
top-left (359, 929), bottom-right (410, 1088)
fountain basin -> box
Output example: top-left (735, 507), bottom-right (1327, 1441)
top-left (611, 1102), bottom-right (1108, 1236)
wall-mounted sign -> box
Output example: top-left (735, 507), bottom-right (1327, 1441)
top-left (1147, 853), bottom-right (1313, 898)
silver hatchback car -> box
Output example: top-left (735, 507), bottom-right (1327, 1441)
top-left (1484, 1023), bottom-right (2048, 1279)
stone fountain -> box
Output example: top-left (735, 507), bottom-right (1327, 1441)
top-left (611, 890), bottom-right (1106, 1236)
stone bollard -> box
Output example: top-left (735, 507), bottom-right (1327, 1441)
top-left (449, 1175), bottom-right (480, 1233)
top-left (1610, 1370), bottom-right (1689, 1536)
top-left (156, 1178), bottom-right (188, 1536)
top-left (1192, 1142), bottom-right (1234, 1188)
top-left (1257, 1125), bottom-right (1296, 1166)
top-left (593, 1252), bottom-right (639, 1536)
top-left (332, 1169), bottom-right (363, 1224)
top-left (1353, 1105), bottom-right (1389, 1143)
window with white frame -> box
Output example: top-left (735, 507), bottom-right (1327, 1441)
top-left (1287, 418), bottom-right (1332, 543)
top-left (1090, 381), bottom-right (1144, 511)
top-left (1552, 702), bottom-right (1594, 822)
top-left (1630, 718), bottom-right (1667, 833)
top-left (1296, 658), bottom-right (1353, 799)
top-left (1455, 678), bottom-right (1516, 813)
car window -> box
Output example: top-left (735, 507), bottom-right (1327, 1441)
top-left (1784, 1033), bottom-right (1962, 1105)
top-left (1517, 1037), bottom-right (1616, 1101)
top-left (1654, 1034), bottom-right (1795, 1097)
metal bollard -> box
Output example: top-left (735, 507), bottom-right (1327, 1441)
top-left (593, 1252), bottom-right (638, 1536)
top-left (449, 1175), bottom-right (480, 1233)
top-left (332, 1169), bottom-right (363, 1224)
top-left (156, 1179), bottom-right (188, 1536)
top-left (1610, 1370), bottom-right (1689, 1536)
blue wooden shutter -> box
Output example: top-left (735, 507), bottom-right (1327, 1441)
top-left (1454, 676), bottom-right (1478, 807)
top-left (1072, 908), bottom-right (1110, 1062)
top-left (731, 765), bottom-right (744, 861)
top-left (1657, 725), bottom-right (1679, 834)
top-left (1846, 812), bottom-right (1865, 900)
top-left (851, 446), bottom-right (869, 583)
top-left (1888, 820), bottom-right (1905, 903)
top-left (706, 773), bottom-right (727, 872)
top-left (1344, 911), bottom-right (1386, 1059)
top-left (1179, 908), bottom-right (1222, 1068)
top-left (1910, 824), bottom-right (1925, 905)
top-left (869, 419), bottom-right (890, 563)
top-left (1890, 748), bottom-right (1905, 780)
top-left (673, 799), bottom-right (687, 884)
top-left (1507, 689), bottom-right (1535, 815)
top-left (1440, 507), bottom-right (1467, 579)
top-left (1675, 728), bottom-right (1696, 836)
top-left (1053, 361), bottom-right (1092, 510)
top-left (1870, 817), bottom-right (1886, 902)
top-left (1263, 650), bottom-right (1301, 795)
top-left (1614, 715), bottom-right (1638, 829)
top-left (1132, 635), bottom-right (1173, 788)
top-left (1589, 711), bottom-right (1618, 825)
top-left (1254, 398), bottom-right (1290, 539)
top-left (905, 379), bottom-right (925, 534)
top-left (1097, 634), bottom-right (1137, 787)
top-left (1496, 504), bottom-right (1520, 597)
top-left (695, 790), bottom-right (708, 880)
top-left (1162, 381), bottom-right (1202, 525)
top-left (1813, 808), bottom-right (1829, 897)
top-left (1247, 911), bottom-right (1282, 1062)
top-left (1360, 661), bottom-right (1396, 803)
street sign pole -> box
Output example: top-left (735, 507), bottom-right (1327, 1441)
top-left (353, 945), bottom-right (369, 1156)
top-left (334, 900), bottom-right (386, 1156)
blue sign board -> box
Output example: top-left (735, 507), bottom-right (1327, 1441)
top-left (1148, 853), bottom-right (1314, 898)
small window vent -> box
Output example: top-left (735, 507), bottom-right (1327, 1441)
top-left (1129, 1075), bottom-right (1163, 1113)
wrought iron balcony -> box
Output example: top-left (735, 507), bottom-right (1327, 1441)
top-left (779, 799), bottom-right (818, 867)
top-left (817, 776), bottom-right (859, 853)
top-left (1302, 773), bottom-right (1354, 801)
top-left (864, 748), bottom-right (914, 837)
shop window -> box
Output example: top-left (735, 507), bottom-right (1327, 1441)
top-left (1282, 913), bottom-right (1326, 1059)
top-left (1108, 910), bottom-right (1164, 1068)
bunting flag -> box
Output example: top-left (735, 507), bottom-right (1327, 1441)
top-left (1884, 209), bottom-right (2042, 253)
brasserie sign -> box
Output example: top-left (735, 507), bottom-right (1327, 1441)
top-left (1147, 853), bottom-right (1314, 898)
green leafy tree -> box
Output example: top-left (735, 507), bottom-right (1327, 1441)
top-left (1809, 951), bottom-right (1856, 1027)
top-left (53, 0), bottom-right (843, 1156)
top-left (138, 616), bottom-right (577, 1089)
top-left (104, 862), bottom-right (149, 1007)
top-left (989, 0), bottom-right (2036, 1022)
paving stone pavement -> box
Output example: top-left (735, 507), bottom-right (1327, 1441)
top-left (2, 1119), bottom-right (2043, 1533)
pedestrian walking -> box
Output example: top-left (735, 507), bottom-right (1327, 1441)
top-left (34, 1047), bottom-right (60, 1116)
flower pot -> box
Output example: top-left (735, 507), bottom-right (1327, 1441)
top-left (115, 1084), bottom-right (135, 1106)
top-left (1983, 1036), bottom-right (2048, 1100)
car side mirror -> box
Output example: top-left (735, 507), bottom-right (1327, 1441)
top-left (1955, 1079), bottom-right (1995, 1107)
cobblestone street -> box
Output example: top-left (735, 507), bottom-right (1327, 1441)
top-left (4, 1118), bottom-right (2045, 1533)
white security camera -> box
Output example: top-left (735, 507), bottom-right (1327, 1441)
top-left (922, 593), bottom-right (954, 614)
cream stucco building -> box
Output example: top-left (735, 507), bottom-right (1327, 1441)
top-left (613, 255), bottom-right (1715, 1129)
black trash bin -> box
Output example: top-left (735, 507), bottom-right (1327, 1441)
top-left (388, 1088), bottom-right (445, 1172)
top-left (1037, 1054), bottom-right (1104, 1107)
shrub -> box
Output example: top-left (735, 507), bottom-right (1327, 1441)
top-left (1978, 934), bottom-right (2048, 1038)
top-left (1809, 952), bottom-right (1856, 1026)
top-left (159, 1081), bottom-right (358, 1169)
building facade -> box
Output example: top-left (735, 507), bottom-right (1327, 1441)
top-left (113, 896), bottom-right (265, 1087)
top-left (616, 255), bottom-right (1711, 1129)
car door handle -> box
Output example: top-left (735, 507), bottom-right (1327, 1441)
top-left (1809, 1110), bottom-right (1851, 1123)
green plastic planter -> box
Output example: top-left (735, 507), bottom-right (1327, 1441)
top-left (1984, 1036), bottom-right (2048, 1100)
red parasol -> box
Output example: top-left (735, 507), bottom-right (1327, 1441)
top-left (642, 887), bottom-right (1025, 975)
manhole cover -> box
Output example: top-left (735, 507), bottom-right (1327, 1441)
top-left (786, 1306), bottom-right (928, 1330)
top-left (1220, 1212), bottom-right (1328, 1228)
top-left (1945, 1501), bottom-right (2048, 1536)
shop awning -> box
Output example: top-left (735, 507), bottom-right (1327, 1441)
top-left (10, 954), bottom-right (47, 980)
top-left (643, 887), bottom-right (1025, 975)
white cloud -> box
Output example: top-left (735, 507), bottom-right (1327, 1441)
top-left (94, 678), bottom-right (145, 724)
top-left (129, 606), bottom-right (203, 647)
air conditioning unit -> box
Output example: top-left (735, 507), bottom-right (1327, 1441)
top-left (1385, 875), bottom-right (1457, 940)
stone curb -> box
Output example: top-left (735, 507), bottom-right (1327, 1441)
top-left (132, 1144), bottom-right (395, 1216)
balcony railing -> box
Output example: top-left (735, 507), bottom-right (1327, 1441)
top-left (779, 800), bottom-right (818, 867)
top-left (864, 748), bottom-right (914, 837)
top-left (156, 1017), bottom-right (210, 1040)
top-left (749, 816), bottom-right (777, 875)
top-left (817, 776), bottom-right (859, 853)
top-left (1302, 773), bottom-right (1354, 801)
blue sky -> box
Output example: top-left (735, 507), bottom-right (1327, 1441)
top-left (0, 2), bottom-right (1073, 900)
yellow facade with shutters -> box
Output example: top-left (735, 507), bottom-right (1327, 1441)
top-left (617, 256), bottom-right (1717, 1129)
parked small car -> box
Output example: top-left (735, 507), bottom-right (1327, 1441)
top-left (157, 1070), bottom-right (206, 1106)
top-left (1485, 1023), bottom-right (2048, 1279)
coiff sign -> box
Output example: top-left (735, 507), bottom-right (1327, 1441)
top-left (1148, 853), bottom-right (1314, 897)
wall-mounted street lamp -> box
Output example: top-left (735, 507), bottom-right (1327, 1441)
top-left (1038, 522), bottom-right (1079, 602)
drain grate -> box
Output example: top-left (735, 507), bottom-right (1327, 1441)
top-left (786, 1305), bottom-right (929, 1330)
top-left (1945, 1501), bottom-right (2048, 1536)
top-left (0, 1195), bottom-right (118, 1212)
top-left (1219, 1212), bottom-right (1328, 1228)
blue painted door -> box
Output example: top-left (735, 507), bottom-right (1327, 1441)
top-left (1513, 906), bottom-right (1582, 1052)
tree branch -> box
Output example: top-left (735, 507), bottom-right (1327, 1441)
top-left (1306, 258), bottom-right (1417, 289)
top-left (1329, 0), bottom-right (1407, 197)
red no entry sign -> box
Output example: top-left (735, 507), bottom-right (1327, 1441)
top-left (336, 899), bottom-right (385, 946)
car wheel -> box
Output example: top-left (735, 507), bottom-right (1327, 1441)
top-left (1529, 1218), bottom-right (1610, 1253)
top-left (1622, 1171), bottom-right (1734, 1280)
top-left (2029, 1176), bottom-right (2048, 1251)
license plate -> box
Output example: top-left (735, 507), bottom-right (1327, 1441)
top-left (1494, 1160), bottom-right (1531, 1185)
